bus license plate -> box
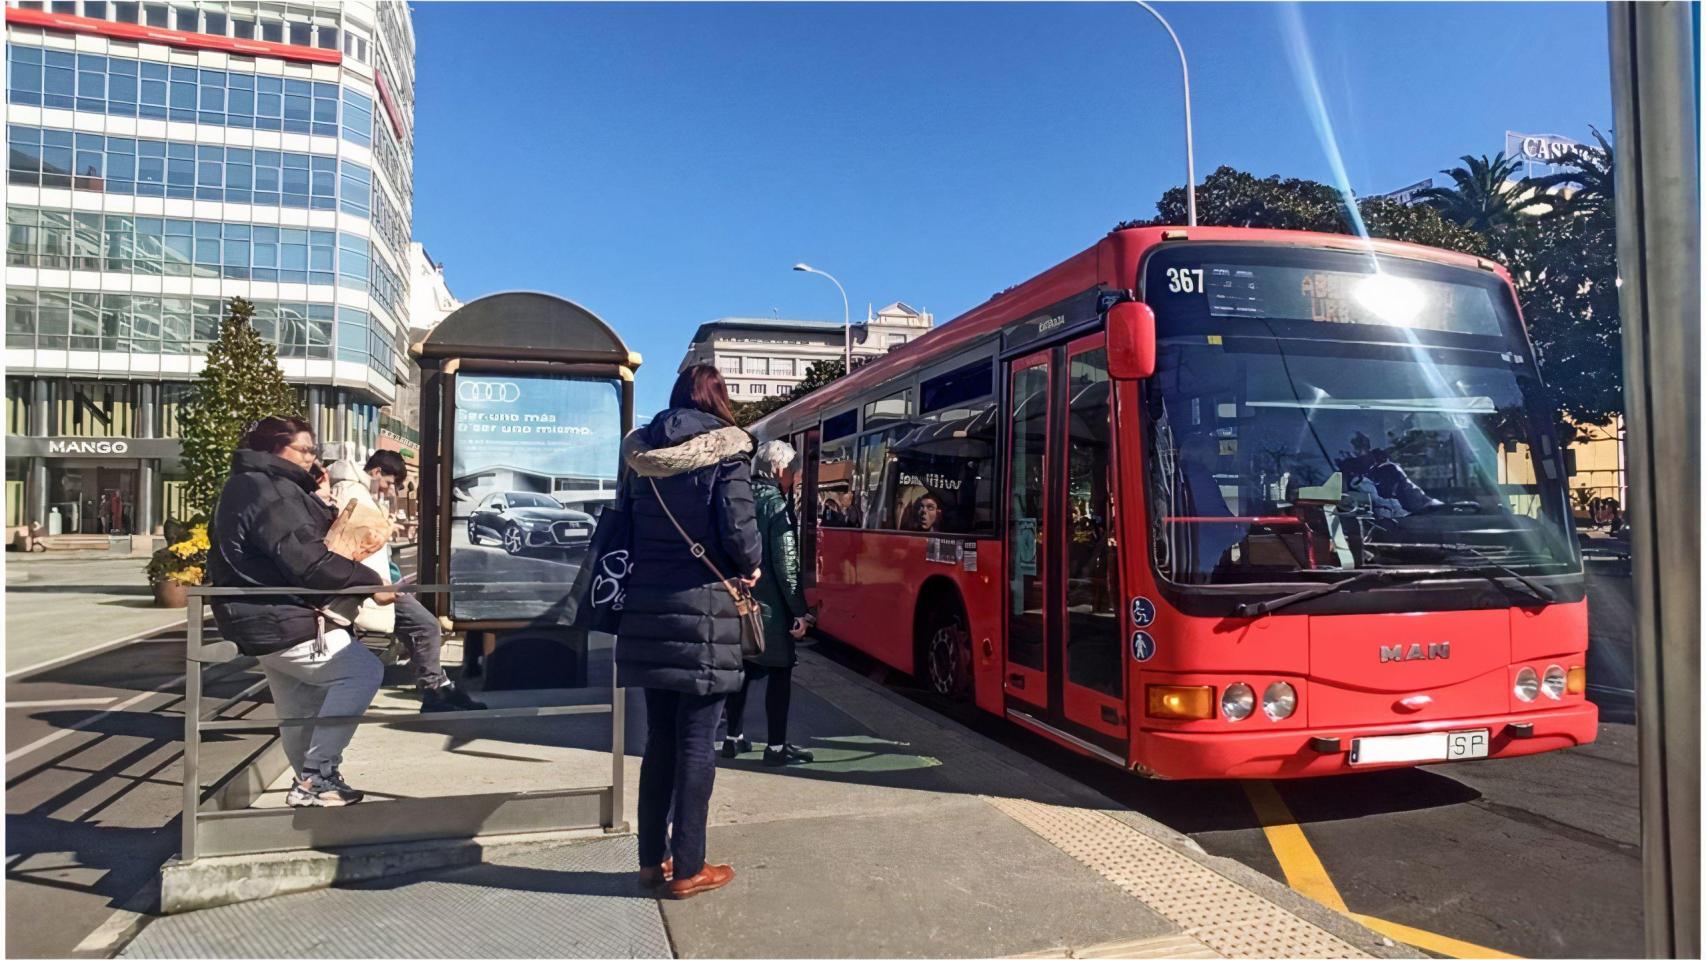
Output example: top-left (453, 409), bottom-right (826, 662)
top-left (1349, 728), bottom-right (1491, 766)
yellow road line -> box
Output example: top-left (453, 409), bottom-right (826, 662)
top-left (1350, 913), bottom-right (1522, 959)
top-left (1240, 780), bottom-right (1349, 912)
top-left (1241, 779), bottom-right (1524, 960)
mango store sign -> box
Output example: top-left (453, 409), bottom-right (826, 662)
top-left (7, 437), bottom-right (181, 458)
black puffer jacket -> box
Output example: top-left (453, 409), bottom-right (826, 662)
top-left (208, 449), bottom-right (383, 656)
top-left (615, 407), bottom-right (761, 695)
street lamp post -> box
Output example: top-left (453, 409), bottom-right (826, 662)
top-left (792, 263), bottom-right (852, 374)
top-left (1135, 0), bottom-right (1196, 227)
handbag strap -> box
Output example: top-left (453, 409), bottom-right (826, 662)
top-left (647, 477), bottom-right (747, 606)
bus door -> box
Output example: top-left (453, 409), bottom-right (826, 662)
top-left (792, 427), bottom-right (819, 587)
top-left (1004, 336), bottom-right (1129, 753)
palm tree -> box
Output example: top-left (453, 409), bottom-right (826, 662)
top-left (1414, 152), bottom-right (1543, 231)
top-left (1524, 127), bottom-right (1614, 221)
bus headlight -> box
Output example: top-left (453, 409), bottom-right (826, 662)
top-left (1541, 665), bottom-right (1567, 700)
top-left (1514, 666), bottom-right (1540, 702)
top-left (1147, 685), bottom-right (1214, 720)
top-left (1221, 683), bottom-right (1255, 721)
top-left (1566, 665), bottom-right (1587, 695)
top-left (1263, 682), bottom-right (1298, 720)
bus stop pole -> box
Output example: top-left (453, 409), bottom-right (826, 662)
top-left (1607, 4), bottom-right (1700, 956)
top-left (181, 594), bottom-right (204, 863)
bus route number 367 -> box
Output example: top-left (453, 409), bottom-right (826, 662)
top-left (1166, 267), bottom-right (1206, 294)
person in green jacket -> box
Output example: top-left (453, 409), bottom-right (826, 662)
top-left (721, 439), bottom-right (814, 766)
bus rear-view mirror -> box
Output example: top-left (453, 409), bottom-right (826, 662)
top-left (1107, 301), bottom-right (1157, 379)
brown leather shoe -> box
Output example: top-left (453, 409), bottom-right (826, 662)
top-left (666, 863), bottom-right (734, 899)
top-left (637, 858), bottom-right (674, 885)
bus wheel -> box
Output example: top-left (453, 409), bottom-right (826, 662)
top-left (921, 602), bottom-right (972, 700)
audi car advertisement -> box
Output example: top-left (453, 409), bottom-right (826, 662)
top-left (449, 374), bottom-right (622, 623)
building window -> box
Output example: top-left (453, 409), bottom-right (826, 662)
top-left (7, 125), bottom-right (363, 215)
top-left (744, 356), bottom-right (767, 376)
top-left (7, 49), bottom-right (343, 137)
top-left (3, 287), bottom-right (376, 363)
top-left (750, 383), bottom-right (767, 396)
top-left (728, 382), bottom-right (740, 395)
top-left (772, 358), bottom-right (793, 378)
top-left (716, 356), bottom-right (740, 376)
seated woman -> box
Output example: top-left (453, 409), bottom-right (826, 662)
top-left (208, 417), bottom-right (394, 807)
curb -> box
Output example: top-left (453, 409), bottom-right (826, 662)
top-left (796, 646), bottom-right (1420, 960)
top-left (7, 615), bottom-right (200, 681)
top-left (157, 827), bottom-right (618, 915)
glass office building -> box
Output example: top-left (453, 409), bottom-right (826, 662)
top-left (3, 0), bottom-right (414, 538)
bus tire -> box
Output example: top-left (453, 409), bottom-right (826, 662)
top-left (918, 591), bottom-right (972, 701)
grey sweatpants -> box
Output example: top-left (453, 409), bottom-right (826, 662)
top-left (392, 593), bottom-right (447, 689)
top-left (259, 628), bottom-right (383, 778)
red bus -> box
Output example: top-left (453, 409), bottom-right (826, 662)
top-left (753, 225), bottom-right (1597, 779)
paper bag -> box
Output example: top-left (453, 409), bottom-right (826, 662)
top-left (325, 498), bottom-right (392, 562)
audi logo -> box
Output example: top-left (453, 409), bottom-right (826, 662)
top-left (459, 381), bottom-right (521, 403)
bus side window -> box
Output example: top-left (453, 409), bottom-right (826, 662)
top-left (817, 409), bottom-right (859, 528)
top-left (816, 437), bottom-right (856, 528)
top-left (889, 359), bottom-right (997, 534)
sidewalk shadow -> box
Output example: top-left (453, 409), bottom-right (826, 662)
top-left (14, 638), bottom-right (258, 698)
top-left (356, 862), bottom-right (659, 901)
top-left (4, 725), bottom-right (194, 913)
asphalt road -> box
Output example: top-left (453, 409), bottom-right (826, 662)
top-left (5, 630), bottom-right (278, 958)
top-left (819, 566), bottom-right (1643, 959)
top-left (4, 549), bottom-right (1640, 959)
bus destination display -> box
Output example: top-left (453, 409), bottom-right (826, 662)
top-left (1157, 261), bottom-right (1505, 337)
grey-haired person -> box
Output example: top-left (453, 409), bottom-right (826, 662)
top-left (721, 439), bottom-right (814, 766)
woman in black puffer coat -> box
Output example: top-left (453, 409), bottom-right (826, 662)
top-left (618, 364), bottom-right (760, 900)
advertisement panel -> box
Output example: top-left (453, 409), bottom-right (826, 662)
top-left (450, 374), bottom-right (622, 622)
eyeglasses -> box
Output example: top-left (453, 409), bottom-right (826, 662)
top-left (287, 442), bottom-right (322, 458)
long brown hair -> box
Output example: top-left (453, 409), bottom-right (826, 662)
top-left (670, 364), bottom-right (737, 424)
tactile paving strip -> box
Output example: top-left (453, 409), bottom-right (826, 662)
top-left (121, 835), bottom-right (672, 959)
top-left (986, 797), bottom-right (1369, 960)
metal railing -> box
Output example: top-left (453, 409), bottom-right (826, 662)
top-left (180, 582), bottom-right (625, 864)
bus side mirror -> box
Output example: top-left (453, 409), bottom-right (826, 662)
top-left (1107, 301), bottom-right (1157, 379)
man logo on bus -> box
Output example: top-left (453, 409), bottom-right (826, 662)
top-left (1381, 642), bottom-right (1450, 662)
top-left (459, 381), bottom-right (521, 403)
top-left (1131, 631), bottom-right (1156, 662)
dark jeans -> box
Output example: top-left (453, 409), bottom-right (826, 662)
top-left (638, 688), bottom-right (724, 877)
top-left (392, 593), bottom-right (447, 689)
top-left (724, 664), bottom-right (793, 745)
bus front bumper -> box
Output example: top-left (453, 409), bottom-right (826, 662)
top-left (1135, 701), bottom-right (1599, 780)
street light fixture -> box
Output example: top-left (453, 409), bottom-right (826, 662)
top-left (1135, 0), bottom-right (1197, 226)
top-left (792, 262), bottom-right (852, 374)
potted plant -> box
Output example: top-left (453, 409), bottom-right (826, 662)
top-left (147, 518), bottom-right (208, 608)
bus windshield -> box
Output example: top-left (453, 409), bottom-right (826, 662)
top-left (1141, 243), bottom-right (1578, 587)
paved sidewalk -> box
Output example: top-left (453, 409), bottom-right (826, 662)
top-left (117, 645), bottom-right (1410, 959)
top-left (5, 554), bottom-right (188, 676)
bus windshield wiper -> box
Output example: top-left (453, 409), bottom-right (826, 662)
top-left (1430, 558), bottom-right (1557, 604)
top-left (1410, 543), bottom-right (1560, 604)
top-left (1232, 557), bottom-right (1557, 619)
top-left (1233, 569), bottom-right (1436, 618)
top-left (1364, 542), bottom-right (1560, 604)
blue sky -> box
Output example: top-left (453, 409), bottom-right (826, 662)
top-left (411, 2), bottom-right (1614, 414)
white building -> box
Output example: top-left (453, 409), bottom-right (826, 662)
top-left (407, 241), bottom-right (459, 335)
top-left (4, 0), bottom-right (416, 537)
top-left (386, 241), bottom-right (456, 440)
top-left (678, 302), bottom-right (933, 400)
